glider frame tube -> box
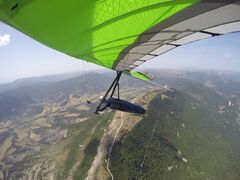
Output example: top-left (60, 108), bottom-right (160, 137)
top-left (94, 71), bottom-right (122, 114)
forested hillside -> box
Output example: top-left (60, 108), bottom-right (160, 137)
top-left (110, 85), bottom-right (240, 179)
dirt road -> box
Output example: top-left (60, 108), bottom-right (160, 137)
top-left (85, 112), bottom-right (123, 180)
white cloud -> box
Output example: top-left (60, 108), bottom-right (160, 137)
top-left (0, 34), bottom-right (10, 47)
top-left (224, 52), bottom-right (232, 59)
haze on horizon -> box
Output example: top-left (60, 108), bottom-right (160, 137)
top-left (1, 22), bottom-right (240, 84)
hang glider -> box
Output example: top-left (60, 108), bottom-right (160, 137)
top-left (1, 0), bottom-right (239, 79)
top-left (0, 0), bottom-right (239, 113)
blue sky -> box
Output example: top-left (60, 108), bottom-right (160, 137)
top-left (0, 22), bottom-right (240, 84)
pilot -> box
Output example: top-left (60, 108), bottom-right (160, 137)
top-left (98, 97), bottom-right (145, 114)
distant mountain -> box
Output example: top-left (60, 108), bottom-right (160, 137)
top-left (0, 72), bottom-right (86, 94)
top-left (148, 69), bottom-right (240, 97)
top-left (0, 72), bottom-right (147, 120)
top-left (0, 72), bottom-right (107, 120)
top-left (1, 69), bottom-right (240, 121)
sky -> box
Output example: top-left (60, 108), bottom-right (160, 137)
top-left (0, 21), bottom-right (240, 84)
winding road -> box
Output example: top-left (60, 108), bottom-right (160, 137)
top-left (85, 112), bottom-right (124, 180)
top-left (106, 112), bottom-right (124, 180)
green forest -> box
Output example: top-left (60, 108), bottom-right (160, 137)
top-left (109, 87), bottom-right (240, 180)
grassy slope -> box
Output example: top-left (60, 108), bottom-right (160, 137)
top-left (110, 85), bottom-right (240, 179)
top-left (58, 111), bottom-right (114, 179)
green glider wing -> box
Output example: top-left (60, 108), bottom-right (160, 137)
top-left (0, 0), bottom-right (240, 79)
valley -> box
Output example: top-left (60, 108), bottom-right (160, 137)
top-left (0, 70), bottom-right (240, 179)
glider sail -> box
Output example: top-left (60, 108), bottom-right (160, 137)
top-left (0, 0), bottom-right (239, 76)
